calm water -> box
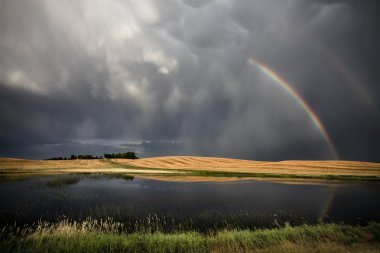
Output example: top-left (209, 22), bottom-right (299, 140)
top-left (0, 175), bottom-right (379, 230)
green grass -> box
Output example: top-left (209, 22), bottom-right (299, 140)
top-left (1, 220), bottom-right (379, 252)
top-left (190, 170), bottom-right (380, 182)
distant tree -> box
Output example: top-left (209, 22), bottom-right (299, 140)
top-left (103, 152), bottom-right (138, 159)
top-left (124, 152), bottom-right (138, 159)
top-left (46, 157), bottom-right (64, 160)
top-left (70, 155), bottom-right (77, 160)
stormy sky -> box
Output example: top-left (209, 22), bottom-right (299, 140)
top-left (0, 0), bottom-right (379, 161)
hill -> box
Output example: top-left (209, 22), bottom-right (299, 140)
top-left (119, 156), bottom-right (380, 176)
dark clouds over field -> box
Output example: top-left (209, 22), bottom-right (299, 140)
top-left (0, 0), bottom-right (379, 161)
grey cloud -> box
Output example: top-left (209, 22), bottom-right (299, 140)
top-left (0, 0), bottom-right (379, 161)
top-left (182, 0), bottom-right (215, 9)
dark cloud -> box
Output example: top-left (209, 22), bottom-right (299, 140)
top-left (0, 0), bottom-right (379, 161)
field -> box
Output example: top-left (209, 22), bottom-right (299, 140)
top-left (1, 156), bottom-right (379, 182)
top-left (0, 157), bottom-right (175, 180)
top-left (124, 156), bottom-right (380, 175)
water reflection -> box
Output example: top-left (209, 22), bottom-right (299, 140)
top-left (0, 175), bottom-right (379, 231)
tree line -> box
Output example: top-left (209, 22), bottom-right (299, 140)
top-left (46, 152), bottom-right (138, 160)
top-left (103, 152), bottom-right (138, 159)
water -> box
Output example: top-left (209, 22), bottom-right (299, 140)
top-left (1, 174), bottom-right (379, 231)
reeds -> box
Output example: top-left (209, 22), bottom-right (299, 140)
top-left (1, 219), bottom-right (379, 253)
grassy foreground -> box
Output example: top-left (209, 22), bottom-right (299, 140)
top-left (1, 220), bottom-right (380, 253)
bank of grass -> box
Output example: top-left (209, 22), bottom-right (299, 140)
top-left (1, 219), bottom-right (379, 252)
top-left (188, 170), bottom-right (380, 182)
top-left (130, 170), bottom-right (380, 182)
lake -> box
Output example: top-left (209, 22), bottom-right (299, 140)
top-left (1, 174), bottom-right (379, 232)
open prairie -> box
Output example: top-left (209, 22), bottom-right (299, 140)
top-left (1, 156), bottom-right (379, 182)
top-left (0, 157), bottom-right (176, 179)
top-left (120, 156), bottom-right (380, 176)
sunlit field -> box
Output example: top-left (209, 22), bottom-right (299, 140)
top-left (1, 157), bottom-right (379, 182)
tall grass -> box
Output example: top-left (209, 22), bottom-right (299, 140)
top-left (1, 208), bottom-right (316, 234)
top-left (1, 219), bottom-right (379, 253)
top-left (86, 209), bottom-right (315, 234)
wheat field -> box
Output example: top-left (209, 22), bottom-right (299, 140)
top-left (1, 156), bottom-right (379, 181)
top-left (120, 156), bottom-right (380, 176)
top-left (0, 158), bottom-right (175, 178)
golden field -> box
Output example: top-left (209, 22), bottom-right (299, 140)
top-left (0, 156), bottom-right (379, 181)
top-left (120, 156), bottom-right (380, 176)
top-left (0, 157), bottom-right (175, 179)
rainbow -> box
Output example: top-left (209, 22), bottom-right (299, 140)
top-left (248, 58), bottom-right (339, 160)
top-left (315, 46), bottom-right (380, 122)
top-left (319, 186), bottom-right (337, 221)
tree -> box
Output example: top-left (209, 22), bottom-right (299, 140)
top-left (124, 152), bottom-right (138, 159)
top-left (103, 152), bottom-right (138, 159)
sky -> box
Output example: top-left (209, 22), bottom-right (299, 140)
top-left (0, 0), bottom-right (379, 161)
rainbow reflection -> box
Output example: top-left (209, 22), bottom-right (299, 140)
top-left (319, 186), bottom-right (337, 222)
top-left (248, 58), bottom-right (339, 160)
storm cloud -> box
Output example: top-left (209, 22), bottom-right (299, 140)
top-left (0, 0), bottom-right (379, 161)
